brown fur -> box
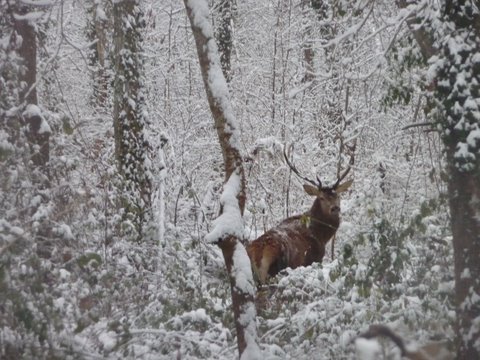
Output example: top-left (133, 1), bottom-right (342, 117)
top-left (246, 187), bottom-right (344, 284)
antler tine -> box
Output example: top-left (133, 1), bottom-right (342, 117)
top-left (283, 145), bottom-right (318, 187)
top-left (335, 165), bottom-right (351, 186)
top-left (333, 140), bottom-right (356, 189)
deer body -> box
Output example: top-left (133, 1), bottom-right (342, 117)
top-left (247, 184), bottom-right (349, 284)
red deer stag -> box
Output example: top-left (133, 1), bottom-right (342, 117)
top-left (246, 148), bottom-right (354, 284)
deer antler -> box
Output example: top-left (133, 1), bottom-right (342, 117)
top-left (333, 139), bottom-right (356, 189)
top-left (283, 145), bottom-right (319, 188)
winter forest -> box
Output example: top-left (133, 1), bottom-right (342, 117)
top-left (1, 0), bottom-right (480, 359)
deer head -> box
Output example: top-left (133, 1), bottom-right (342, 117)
top-left (284, 146), bottom-right (354, 225)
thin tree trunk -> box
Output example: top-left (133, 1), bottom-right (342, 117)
top-left (183, 1), bottom-right (260, 358)
top-left (87, 0), bottom-right (109, 108)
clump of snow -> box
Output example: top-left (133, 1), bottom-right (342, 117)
top-left (182, 308), bottom-right (211, 324)
top-left (54, 224), bottom-right (74, 241)
top-left (22, 104), bottom-right (52, 134)
top-left (59, 269), bottom-right (71, 280)
top-left (186, 0), bottom-right (213, 38)
top-left (454, 142), bottom-right (475, 161)
top-left (205, 171), bottom-right (244, 243)
top-left (467, 126), bottom-right (480, 147)
top-left (99, 331), bottom-right (117, 351)
top-left (232, 242), bottom-right (255, 295)
top-left (355, 337), bottom-right (382, 360)
top-left (0, 130), bottom-right (14, 153)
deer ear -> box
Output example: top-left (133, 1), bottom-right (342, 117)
top-left (303, 184), bottom-right (321, 196)
top-left (336, 179), bottom-right (353, 193)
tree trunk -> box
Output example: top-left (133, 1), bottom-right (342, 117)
top-left (113, 0), bottom-right (152, 241)
top-left (399, 1), bottom-right (480, 357)
top-left (433, 3), bottom-right (480, 357)
top-left (447, 147), bottom-right (480, 359)
top-left (11, 3), bottom-right (50, 167)
top-left (183, 1), bottom-right (260, 358)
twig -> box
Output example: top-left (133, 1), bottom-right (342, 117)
top-left (401, 122), bottom-right (433, 131)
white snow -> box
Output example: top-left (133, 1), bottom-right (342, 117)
top-left (55, 224), bottom-right (74, 241)
top-left (23, 104), bottom-right (42, 117)
top-left (232, 242), bottom-right (255, 295)
top-left (205, 171), bottom-right (244, 243)
top-left (460, 268), bottom-right (471, 279)
top-left (22, 104), bottom-right (52, 134)
top-left (355, 337), bottom-right (382, 360)
top-left (59, 269), bottom-right (71, 280)
top-left (454, 142), bottom-right (475, 161)
top-left (13, 11), bottom-right (44, 22)
top-left (186, 0), bottom-right (213, 38)
top-left (466, 126), bottom-right (480, 148)
top-left (186, 0), bottom-right (241, 150)
top-left (99, 331), bottom-right (117, 351)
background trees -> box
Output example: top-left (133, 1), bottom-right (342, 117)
top-left (0, 0), bottom-right (473, 358)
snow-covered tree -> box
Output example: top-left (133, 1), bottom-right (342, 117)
top-left (427, 2), bottom-right (480, 357)
top-left (184, 0), bottom-right (260, 358)
top-left (396, 1), bottom-right (480, 357)
top-left (112, 0), bottom-right (153, 242)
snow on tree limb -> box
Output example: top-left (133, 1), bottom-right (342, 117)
top-left (185, 0), bottom-right (241, 151)
top-left (233, 242), bottom-right (261, 359)
top-left (205, 170), bottom-right (244, 243)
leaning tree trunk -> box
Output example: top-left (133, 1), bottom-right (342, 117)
top-left (183, 1), bottom-right (260, 358)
